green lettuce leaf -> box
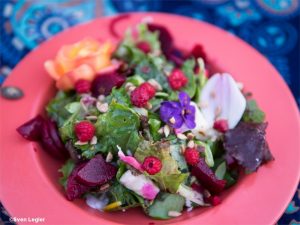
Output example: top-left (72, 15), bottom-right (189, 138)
top-left (95, 101), bottom-right (141, 153)
top-left (135, 141), bottom-right (188, 193)
top-left (242, 99), bottom-right (265, 123)
top-left (58, 159), bottom-right (75, 189)
top-left (148, 192), bottom-right (185, 219)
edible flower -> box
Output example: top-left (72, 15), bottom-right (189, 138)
top-left (44, 38), bottom-right (115, 91)
top-left (160, 91), bottom-right (196, 129)
top-left (117, 146), bottom-right (143, 172)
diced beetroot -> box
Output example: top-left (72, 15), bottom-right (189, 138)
top-left (76, 155), bottom-right (117, 187)
top-left (191, 158), bottom-right (226, 194)
top-left (41, 121), bottom-right (68, 160)
top-left (147, 23), bottom-right (173, 55)
top-left (17, 115), bottom-right (44, 141)
top-left (91, 72), bottom-right (125, 96)
top-left (66, 163), bottom-right (90, 201)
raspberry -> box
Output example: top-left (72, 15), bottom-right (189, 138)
top-left (136, 41), bottom-right (151, 54)
top-left (74, 121), bottom-right (95, 142)
top-left (213, 119), bottom-right (229, 133)
top-left (130, 82), bottom-right (156, 107)
top-left (168, 68), bottom-right (188, 90)
top-left (75, 79), bottom-right (91, 94)
top-left (184, 147), bottom-right (200, 165)
top-left (142, 156), bottom-right (162, 175)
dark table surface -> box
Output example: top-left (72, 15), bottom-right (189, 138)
top-left (0, 0), bottom-right (299, 224)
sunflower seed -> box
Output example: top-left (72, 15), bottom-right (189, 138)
top-left (158, 127), bottom-right (164, 134)
top-left (145, 102), bottom-right (152, 110)
top-left (1, 86), bottom-right (24, 100)
top-left (125, 82), bottom-right (134, 90)
top-left (187, 132), bottom-right (194, 140)
top-left (97, 102), bottom-right (108, 113)
top-left (163, 125), bottom-right (170, 137)
top-left (169, 117), bottom-right (176, 124)
top-left (187, 207), bottom-right (194, 212)
top-left (148, 79), bottom-right (162, 91)
top-left (168, 211), bottom-right (182, 217)
top-left (127, 86), bottom-right (136, 94)
top-left (90, 136), bottom-right (97, 145)
top-left (75, 141), bottom-right (88, 145)
top-left (177, 133), bottom-right (187, 140)
top-left (86, 115), bottom-right (98, 121)
top-left (187, 140), bottom-right (195, 148)
top-left (106, 152), bottom-right (113, 162)
top-left (100, 183), bottom-right (110, 191)
top-left (97, 95), bottom-right (106, 102)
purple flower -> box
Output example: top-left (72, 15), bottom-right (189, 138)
top-left (160, 92), bottom-right (196, 129)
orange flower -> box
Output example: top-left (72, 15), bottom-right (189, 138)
top-left (44, 38), bottom-right (115, 91)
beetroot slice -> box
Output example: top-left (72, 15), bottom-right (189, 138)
top-left (17, 115), bottom-right (44, 141)
top-left (76, 154), bottom-right (117, 187)
top-left (41, 121), bottom-right (67, 160)
top-left (66, 163), bottom-right (90, 201)
top-left (46, 119), bottom-right (68, 158)
top-left (191, 158), bottom-right (226, 194)
top-left (91, 73), bottom-right (125, 97)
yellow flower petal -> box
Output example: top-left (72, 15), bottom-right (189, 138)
top-left (103, 201), bottom-right (122, 211)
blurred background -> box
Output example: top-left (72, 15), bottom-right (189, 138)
top-left (0, 0), bottom-right (299, 224)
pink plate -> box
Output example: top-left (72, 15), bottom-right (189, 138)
top-left (0, 13), bottom-right (299, 225)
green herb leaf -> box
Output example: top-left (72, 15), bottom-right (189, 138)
top-left (215, 161), bottom-right (226, 180)
top-left (106, 87), bottom-right (131, 106)
top-left (242, 99), bottom-right (265, 123)
top-left (58, 159), bottom-right (75, 189)
top-left (148, 192), bottom-right (185, 219)
top-left (195, 140), bottom-right (214, 167)
top-left (135, 58), bottom-right (170, 91)
top-left (181, 59), bottom-right (197, 98)
top-left (65, 102), bottom-right (81, 114)
top-left (46, 91), bottom-right (77, 127)
top-left (126, 75), bottom-right (145, 86)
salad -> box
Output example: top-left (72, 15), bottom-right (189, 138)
top-left (17, 21), bottom-right (274, 220)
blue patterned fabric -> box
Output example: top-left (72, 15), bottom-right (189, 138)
top-left (0, 0), bottom-right (299, 224)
